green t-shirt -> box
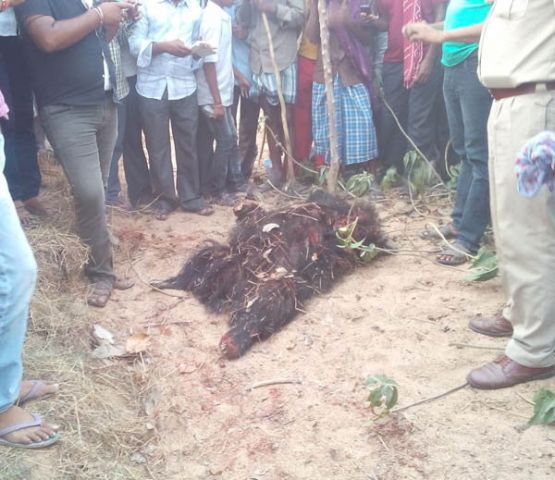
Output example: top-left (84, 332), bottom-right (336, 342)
top-left (441, 0), bottom-right (492, 68)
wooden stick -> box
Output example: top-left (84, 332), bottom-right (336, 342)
top-left (247, 379), bottom-right (302, 391)
top-left (448, 343), bottom-right (504, 351)
top-left (391, 382), bottom-right (468, 414)
top-left (316, 0), bottom-right (341, 193)
top-left (261, 13), bottom-right (296, 188)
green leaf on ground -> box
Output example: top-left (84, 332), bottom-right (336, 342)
top-left (529, 389), bottom-right (555, 425)
top-left (464, 247), bottom-right (499, 282)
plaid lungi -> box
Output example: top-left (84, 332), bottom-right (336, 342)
top-left (312, 77), bottom-right (378, 166)
top-left (251, 62), bottom-right (297, 106)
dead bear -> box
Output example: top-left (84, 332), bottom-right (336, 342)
top-left (154, 191), bottom-right (388, 359)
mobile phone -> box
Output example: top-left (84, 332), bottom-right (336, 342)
top-left (360, 4), bottom-right (371, 14)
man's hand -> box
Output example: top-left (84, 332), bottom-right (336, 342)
top-left (253, 0), bottom-right (276, 15)
top-left (98, 2), bottom-right (135, 27)
top-left (415, 54), bottom-right (433, 84)
top-left (8, 0), bottom-right (27, 7)
top-left (403, 22), bottom-right (445, 44)
top-left (160, 39), bottom-right (191, 57)
top-left (212, 103), bottom-right (225, 120)
top-left (238, 74), bottom-right (251, 98)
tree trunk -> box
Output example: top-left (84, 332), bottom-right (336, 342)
top-left (317, 0), bottom-right (340, 193)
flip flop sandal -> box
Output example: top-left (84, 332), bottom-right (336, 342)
top-left (436, 243), bottom-right (472, 266)
top-left (421, 223), bottom-right (459, 241)
top-left (0, 413), bottom-right (60, 450)
top-left (17, 381), bottom-right (59, 406)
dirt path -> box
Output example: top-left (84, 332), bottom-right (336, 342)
top-left (103, 192), bottom-right (554, 480)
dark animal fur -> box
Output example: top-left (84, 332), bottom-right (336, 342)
top-left (154, 191), bottom-right (386, 359)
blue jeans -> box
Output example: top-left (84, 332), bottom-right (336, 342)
top-left (200, 106), bottom-right (244, 195)
top-left (0, 36), bottom-right (41, 202)
top-left (0, 138), bottom-right (37, 413)
top-left (443, 54), bottom-right (492, 252)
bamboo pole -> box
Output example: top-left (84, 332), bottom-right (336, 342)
top-left (317, 0), bottom-right (340, 193)
top-left (261, 13), bottom-right (296, 188)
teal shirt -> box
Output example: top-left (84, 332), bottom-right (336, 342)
top-left (441, 0), bottom-right (492, 68)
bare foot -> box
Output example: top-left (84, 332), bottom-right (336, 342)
top-left (23, 197), bottom-right (50, 217)
top-left (0, 405), bottom-right (59, 447)
top-left (18, 380), bottom-right (59, 405)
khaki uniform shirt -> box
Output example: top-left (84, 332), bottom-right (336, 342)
top-left (237, 0), bottom-right (305, 74)
top-left (478, 0), bottom-right (555, 88)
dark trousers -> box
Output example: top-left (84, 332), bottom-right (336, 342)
top-left (198, 106), bottom-right (244, 196)
top-left (41, 98), bottom-right (117, 282)
top-left (232, 86), bottom-right (260, 179)
top-left (140, 91), bottom-right (203, 210)
top-left (378, 60), bottom-right (443, 175)
top-left (0, 36), bottom-right (40, 202)
top-left (107, 76), bottom-right (152, 206)
top-left (444, 54), bottom-right (492, 252)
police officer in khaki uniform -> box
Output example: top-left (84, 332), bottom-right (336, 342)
top-left (467, 0), bottom-right (555, 389)
top-left (405, 0), bottom-right (555, 389)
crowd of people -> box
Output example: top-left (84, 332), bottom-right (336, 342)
top-left (0, 0), bottom-right (554, 450)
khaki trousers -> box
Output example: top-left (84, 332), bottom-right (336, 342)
top-left (488, 89), bottom-right (555, 368)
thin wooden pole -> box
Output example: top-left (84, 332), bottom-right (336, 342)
top-left (261, 13), bottom-right (296, 188)
top-left (317, 0), bottom-right (340, 193)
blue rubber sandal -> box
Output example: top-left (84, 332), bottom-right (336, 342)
top-left (0, 413), bottom-right (60, 449)
top-left (17, 380), bottom-right (59, 406)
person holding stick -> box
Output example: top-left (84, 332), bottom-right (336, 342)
top-left (307, 0), bottom-right (381, 177)
top-left (237, 0), bottom-right (304, 189)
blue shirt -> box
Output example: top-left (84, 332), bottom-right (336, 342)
top-left (224, 4), bottom-right (252, 87)
top-left (129, 0), bottom-right (203, 100)
top-left (442, 0), bottom-right (492, 68)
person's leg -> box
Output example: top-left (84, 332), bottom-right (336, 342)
top-left (0, 175), bottom-right (37, 417)
top-left (40, 104), bottom-right (114, 283)
top-left (239, 96), bottom-right (260, 180)
top-left (170, 93), bottom-right (208, 211)
top-left (105, 98), bottom-right (126, 204)
top-left (139, 94), bottom-right (177, 208)
top-left (342, 81), bottom-right (378, 168)
top-left (0, 169), bottom-right (59, 446)
top-left (378, 62), bottom-right (409, 174)
top-left (0, 37), bottom-right (41, 205)
top-left (467, 92), bottom-right (555, 389)
top-left (407, 57), bottom-right (443, 168)
top-left (443, 64), bottom-right (470, 232)
top-left (122, 76), bottom-right (152, 207)
top-left (292, 55), bottom-right (316, 162)
top-left (197, 108), bottom-right (215, 196)
top-left (223, 107), bottom-right (244, 191)
top-left (260, 95), bottom-right (285, 183)
top-left (451, 56), bottom-right (492, 253)
top-left (495, 92), bottom-right (555, 368)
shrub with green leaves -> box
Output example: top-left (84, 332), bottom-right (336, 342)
top-left (367, 375), bottom-right (398, 416)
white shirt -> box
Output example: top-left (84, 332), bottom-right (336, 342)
top-left (0, 9), bottom-right (17, 37)
top-left (196, 1), bottom-right (234, 107)
top-left (129, 0), bottom-right (203, 101)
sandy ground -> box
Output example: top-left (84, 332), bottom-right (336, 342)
top-left (95, 190), bottom-right (555, 480)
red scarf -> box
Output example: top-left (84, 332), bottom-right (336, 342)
top-left (402, 0), bottom-right (424, 89)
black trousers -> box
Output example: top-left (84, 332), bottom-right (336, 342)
top-left (378, 60), bottom-right (444, 175)
top-left (140, 91), bottom-right (204, 210)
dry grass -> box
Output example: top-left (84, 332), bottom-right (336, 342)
top-left (0, 163), bottom-right (156, 480)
